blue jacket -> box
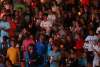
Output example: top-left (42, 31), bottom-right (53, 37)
top-left (35, 41), bottom-right (46, 56)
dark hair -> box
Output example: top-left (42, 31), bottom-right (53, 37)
top-left (3, 36), bottom-right (9, 41)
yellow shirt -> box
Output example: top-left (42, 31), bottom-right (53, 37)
top-left (7, 47), bottom-right (18, 64)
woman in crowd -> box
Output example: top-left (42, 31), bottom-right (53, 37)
top-left (7, 40), bottom-right (20, 67)
top-left (48, 44), bottom-right (61, 67)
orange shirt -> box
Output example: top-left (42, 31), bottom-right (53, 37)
top-left (7, 47), bottom-right (19, 64)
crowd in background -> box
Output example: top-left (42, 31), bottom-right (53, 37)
top-left (0, 0), bottom-right (100, 67)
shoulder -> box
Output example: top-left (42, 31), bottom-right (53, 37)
top-left (48, 51), bottom-right (53, 56)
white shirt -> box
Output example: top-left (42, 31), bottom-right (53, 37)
top-left (47, 14), bottom-right (56, 24)
top-left (93, 45), bottom-right (100, 67)
top-left (84, 35), bottom-right (98, 51)
top-left (40, 20), bottom-right (52, 32)
top-left (83, 42), bottom-right (93, 51)
top-left (0, 30), bottom-right (9, 43)
top-left (85, 35), bottom-right (98, 42)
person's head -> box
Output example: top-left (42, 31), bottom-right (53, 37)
top-left (28, 45), bottom-right (34, 53)
top-left (38, 11), bottom-right (43, 17)
top-left (39, 33), bottom-right (45, 42)
top-left (48, 9), bottom-right (52, 14)
top-left (6, 15), bottom-right (12, 22)
top-left (75, 33), bottom-right (82, 40)
top-left (43, 15), bottom-right (47, 21)
top-left (66, 36), bottom-right (71, 42)
top-left (52, 45), bottom-right (59, 52)
top-left (10, 40), bottom-right (16, 47)
top-left (3, 36), bottom-right (8, 41)
top-left (29, 35), bottom-right (34, 39)
top-left (88, 30), bottom-right (94, 35)
top-left (2, 15), bottom-right (7, 21)
top-left (60, 44), bottom-right (64, 49)
top-left (26, 7), bottom-right (30, 12)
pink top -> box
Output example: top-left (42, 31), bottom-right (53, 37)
top-left (22, 38), bottom-right (34, 51)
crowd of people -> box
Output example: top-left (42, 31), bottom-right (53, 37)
top-left (0, 0), bottom-right (100, 67)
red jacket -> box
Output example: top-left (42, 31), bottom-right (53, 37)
top-left (81, 0), bottom-right (89, 6)
top-left (75, 38), bottom-right (84, 49)
top-left (8, 21), bottom-right (17, 38)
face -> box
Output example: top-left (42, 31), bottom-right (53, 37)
top-left (28, 46), bottom-right (33, 53)
top-left (60, 44), bottom-right (64, 49)
top-left (75, 34), bottom-right (81, 40)
top-left (43, 16), bottom-right (47, 21)
top-left (66, 36), bottom-right (71, 42)
top-left (40, 34), bottom-right (44, 41)
top-left (89, 30), bottom-right (94, 35)
top-left (52, 45), bottom-right (58, 51)
top-left (39, 11), bottom-right (43, 17)
top-left (6, 16), bottom-right (12, 22)
top-left (11, 41), bottom-right (15, 47)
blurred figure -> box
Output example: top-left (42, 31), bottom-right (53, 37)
top-left (5, 58), bottom-right (13, 67)
top-left (40, 15), bottom-right (53, 36)
top-left (0, 55), bottom-right (4, 67)
top-left (92, 39), bottom-right (100, 67)
top-left (25, 45), bottom-right (38, 67)
top-left (84, 30), bottom-right (98, 67)
top-left (35, 34), bottom-right (47, 67)
top-left (22, 34), bottom-right (35, 52)
top-left (48, 44), bottom-right (61, 67)
top-left (7, 40), bottom-right (19, 67)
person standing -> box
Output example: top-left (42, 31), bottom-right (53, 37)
top-left (48, 45), bottom-right (61, 67)
top-left (35, 34), bottom-right (47, 67)
top-left (84, 30), bottom-right (98, 67)
top-left (92, 39), bottom-right (100, 67)
top-left (7, 40), bottom-right (19, 67)
top-left (0, 55), bottom-right (5, 67)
